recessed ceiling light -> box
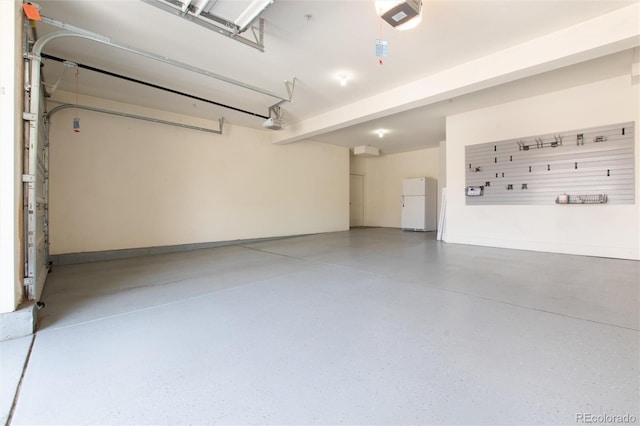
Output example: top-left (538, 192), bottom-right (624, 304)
top-left (375, 129), bottom-right (388, 138)
top-left (335, 71), bottom-right (352, 87)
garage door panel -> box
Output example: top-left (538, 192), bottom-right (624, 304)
top-left (24, 62), bottom-right (50, 301)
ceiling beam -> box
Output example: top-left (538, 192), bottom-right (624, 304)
top-left (273, 3), bottom-right (640, 145)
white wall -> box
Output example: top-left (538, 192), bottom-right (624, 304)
top-left (350, 148), bottom-right (440, 228)
top-left (48, 93), bottom-right (349, 254)
top-left (349, 154), bottom-right (366, 176)
top-left (445, 74), bottom-right (639, 260)
top-left (0, 0), bottom-right (24, 313)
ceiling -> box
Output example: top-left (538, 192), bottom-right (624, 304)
top-left (33, 0), bottom-right (637, 155)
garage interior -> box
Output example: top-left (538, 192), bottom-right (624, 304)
top-left (0, 0), bottom-right (638, 424)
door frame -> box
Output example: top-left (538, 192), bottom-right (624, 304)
top-left (349, 173), bottom-right (365, 228)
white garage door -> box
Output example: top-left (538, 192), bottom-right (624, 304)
top-left (23, 53), bottom-right (50, 301)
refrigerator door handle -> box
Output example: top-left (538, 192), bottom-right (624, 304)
top-left (402, 195), bottom-right (405, 207)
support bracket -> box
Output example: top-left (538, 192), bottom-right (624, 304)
top-left (267, 77), bottom-right (297, 118)
top-left (23, 52), bottom-right (41, 61)
top-left (285, 78), bottom-right (296, 101)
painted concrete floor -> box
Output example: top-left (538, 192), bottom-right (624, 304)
top-left (4, 228), bottom-right (639, 425)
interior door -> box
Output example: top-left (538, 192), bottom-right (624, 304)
top-left (349, 174), bottom-right (364, 227)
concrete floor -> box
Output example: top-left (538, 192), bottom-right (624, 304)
top-left (3, 228), bottom-right (639, 424)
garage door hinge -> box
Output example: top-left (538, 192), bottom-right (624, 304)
top-left (23, 112), bottom-right (36, 121)
top-left (24, 277), bottom-right (34, 285)
top-left (22, 174), bottom-right (35, 183)
top-left (24, 52), bottom-right (41, 61)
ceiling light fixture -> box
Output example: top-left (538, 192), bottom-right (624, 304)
top-left (375, 129), bottom-right (388, 138)
top-left (335, 71), bottom-right (352, 87)
top-left (375, 0), bottom-right (423, 30)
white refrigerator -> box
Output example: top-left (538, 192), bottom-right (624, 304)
top-left (401, 177), bottom-right (437, 231)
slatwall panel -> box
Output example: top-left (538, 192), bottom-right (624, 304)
top-left (465, 122), bottom-right (635, 205)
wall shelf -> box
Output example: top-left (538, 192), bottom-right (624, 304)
top-left (555, 194), bottom-right (608, 204)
